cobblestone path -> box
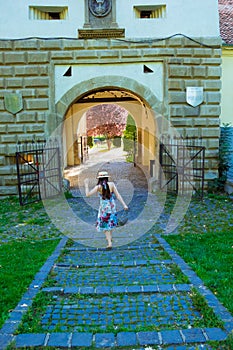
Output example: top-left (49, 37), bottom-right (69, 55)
top-left (1, 147), bottom-right (233, 349)
top-left (1, 234), bottom-right (232, 349)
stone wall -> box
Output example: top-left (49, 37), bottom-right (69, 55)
top-left (0, 36), bottom-right (222, 196)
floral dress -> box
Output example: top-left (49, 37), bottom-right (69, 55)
top-left (96, 192), bottom-right (118, 232)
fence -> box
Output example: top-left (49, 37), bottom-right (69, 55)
top-left (159, 136), bottom-right (205, 198)
top-left (16, 140), bottom-right (62, 205)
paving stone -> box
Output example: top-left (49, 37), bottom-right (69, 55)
top-left (42, 287), bottom-right (64, 293)
top-left (127, 285), bottom-right (142, 293)
top-left (47, 332), bottom-right (70, 347)
top-left (137, 331), bottom-right (160, 345)
top-left (143, 285), bottom-right (159, 292)
top-left (63, 286), bottom-right (79, 294)
top-left (71, 332), bottom-right (93, 347)
top-left (15, 333), bottom-right (46, 347)
top-left (79, 286), bottom-right (95, 294)
top-left (161, 329), bottom-right (183, 345)
top-left (174, 284), bottom-right (191, 292)
top-left (8, 311), bottom-right (24, 322)
top-left (158, 284), bottom-right (174, 293)
top-left (112, 285), bottom-right (126, 293)
top-left (95, 333), bottom-right (115, 348)
top-left (204, 327), bottom-right (228, 341)
top-left (53, 263), bottom-right (176, 287)
top-left (0, 321), bottom-right (21, 334)
top-left (95, 286), bottom-right (111, 294)
top-left (181, 328), bottom-right (206, 343)
top-left (116, 331), bottom-right (137, 346)
top-left (0, 335), bottom-right (14, 350)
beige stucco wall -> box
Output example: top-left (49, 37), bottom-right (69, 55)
top-left (220, 47), bottom-right (233, 125)
top-left (0, 36), bottom-right (222, 196)
top-left (0, 0), bottom-right (219, 39)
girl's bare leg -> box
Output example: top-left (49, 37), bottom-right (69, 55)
top-left (104, 230), bottom-right (112, 248)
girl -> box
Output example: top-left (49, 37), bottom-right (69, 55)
top-left (84, 170), bottom-right (128, 249)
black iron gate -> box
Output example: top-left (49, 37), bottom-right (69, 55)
top-left (16, 140), bottom-right (62, 206)
top-left (159, 137), bottom-right (205, 198)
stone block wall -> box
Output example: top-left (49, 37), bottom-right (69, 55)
top-left (0, 36), bottom-right (222, 196)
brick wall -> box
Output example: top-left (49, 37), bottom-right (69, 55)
top-left (0, 36), bottom-right (222, 196)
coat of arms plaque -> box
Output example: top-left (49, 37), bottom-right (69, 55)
top-left (89, 0), bottom-right (112, 17)
top-left (4, 92), bottom-right (23, 115)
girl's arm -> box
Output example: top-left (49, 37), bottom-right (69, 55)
top-left (112, 183), bottom-right (128, 210)
top-left (84, 179), bottom-right (99, 197)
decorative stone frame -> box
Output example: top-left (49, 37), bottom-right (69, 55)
top-left (83, 0), bottom-right (118, 28)
top-left (78, 0), bottom-right (125, 38)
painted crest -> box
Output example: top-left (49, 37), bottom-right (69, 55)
top-left (186, 87), bottom-right (204, 107)
top-left (4, 92), bottom-right (23, 114)
top-left (89, 0), bottom-right (112, 17)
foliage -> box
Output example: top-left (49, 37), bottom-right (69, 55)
top-left (87, 135), bottom-right (93, 148)
top-left (190, 288), bottom-right (224, 328)
top-left (123, 115), bottom-right (137, 163)
top-left (112, 135), bottom-right (121, 147)
top-left (208, 125), bottom-right (232, 193)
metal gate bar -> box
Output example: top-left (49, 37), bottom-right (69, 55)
top-left (16, 141), bottom-right (62, 206)
top-left (159, 137), bottom-right (205, 198)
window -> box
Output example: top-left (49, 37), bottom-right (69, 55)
top-left (134, 5), bottom-right (166, 19)
top-left (29, 6), bottom-right (68, 20)
top-left (140, 11), bottom-right (152, 19)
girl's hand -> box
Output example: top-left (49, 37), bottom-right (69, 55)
top-left (124, 206), bottom-right (129, 210)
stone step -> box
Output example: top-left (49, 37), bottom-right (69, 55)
top-left (14, 327), bottom-right (227, 349)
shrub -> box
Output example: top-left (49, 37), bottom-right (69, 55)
top-left (112, 136), bottom-right (121, 147)
top-left (123, 115), bottom-right (137, 153)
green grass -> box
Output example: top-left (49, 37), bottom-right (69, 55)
top-left (0, 238), bottom-right (60, 328)
top-left (165, 228), bottom-right (233, 315)
top-left (163, 194), bottom-right (233, 315)
top-left (16, 292), bottom-right (52, 334)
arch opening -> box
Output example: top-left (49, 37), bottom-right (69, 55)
top-left (60, 86), bottom-right (160, 189)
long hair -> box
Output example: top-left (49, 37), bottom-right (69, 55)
top-left (97, 177), bottom-right (111, 200)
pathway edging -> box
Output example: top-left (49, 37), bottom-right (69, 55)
top-left (0, 235), bottom-right (232, 349)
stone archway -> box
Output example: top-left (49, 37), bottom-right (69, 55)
top-left (55, 76), bottom-right (164, 126)
top-left (55, 76), bottom-right (164, 177)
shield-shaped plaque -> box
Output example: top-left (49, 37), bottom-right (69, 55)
top-left (186, 87), bottom-right (203, 107)
top-left (4, 92), bottom-right (23, 114)
top-left (89, 0), bottom-right (112, 17)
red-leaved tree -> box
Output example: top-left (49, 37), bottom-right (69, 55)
top-left (86, 104), bottom-right (128, 150)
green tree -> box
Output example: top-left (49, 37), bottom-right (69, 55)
top-left (123, 115), bottom-right (137, 152)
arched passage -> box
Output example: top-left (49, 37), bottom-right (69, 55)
top-left (55, 76), bottom-right (164, 180)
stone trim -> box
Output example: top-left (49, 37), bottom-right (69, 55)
top-left (78, 28), bottom-right (125, 39)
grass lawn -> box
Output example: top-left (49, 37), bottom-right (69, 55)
top-left (0, 196), bottom-right (61, 329)
top-left (163, 194), bottom-right (233, 316)
top-left (165, 229), bottom-right (233, 314)
top-left (0, 239), bottom-right (60, 328)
